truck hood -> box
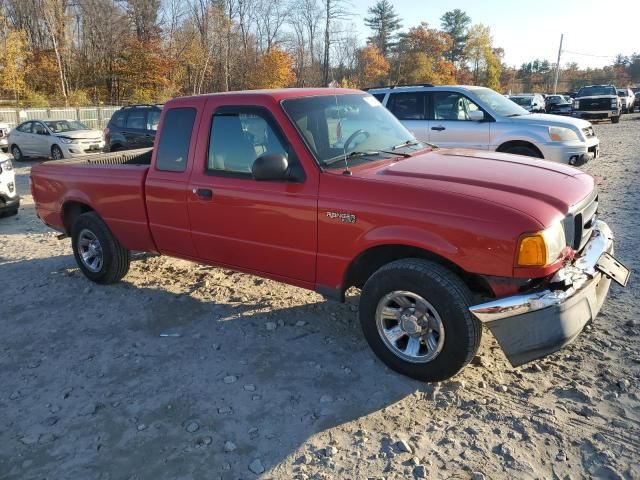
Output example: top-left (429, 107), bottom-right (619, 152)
top-left (508, 112), bottom-right (592, 129)
top-left (357, 148), bottom-right (594, 226)
top-left (55, 129), bottom-right (103, 141)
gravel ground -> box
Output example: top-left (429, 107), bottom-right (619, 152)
top-left (1, 114), bottom-right (639, 480)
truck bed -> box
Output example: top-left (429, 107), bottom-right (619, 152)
top-left (30, 148), bottom-right (157, 252)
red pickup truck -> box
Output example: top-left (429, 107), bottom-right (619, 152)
top-left (31, 88), bottom-right (628, 381)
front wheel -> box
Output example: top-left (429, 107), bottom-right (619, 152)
top-left (359, 259), bottom-right (482, 382)
top-left (502, 145), bottom-right (543, 158)
top-left (71, 212), bottom-right (130, 284)
top-left (51, 144), bottom-right (64, 160)
top-left (611, 115), bottom-right (620, 124)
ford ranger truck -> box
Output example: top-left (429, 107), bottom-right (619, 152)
top-left (30, 89), bottom-right (629, 382)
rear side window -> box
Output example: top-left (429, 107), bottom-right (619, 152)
top-left (126, 110), bottom-right (146, 129)
top-left (389, 92), bottom-right (426, 120)
top-left (147, 110), bottom-right (161, 131)
top-left (17, 122), bottom-right (32, 133)
top-left (155, 108), bottom-right (196, 172)
top-left (371, 93), bottom-right (385, 103)
top-left (110, 111), bottom-right (125, 128)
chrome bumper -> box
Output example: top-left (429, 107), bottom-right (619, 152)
top-left (469, 220), bottom-right (614, 366)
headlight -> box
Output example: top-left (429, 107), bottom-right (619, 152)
top-left (610, 99), bottom-right (617, 107)
top-left (516, 222), bottom-right (566, 267)
top-left (59, 137), bottom-right (78, 144)
top-left (548, 126), bottom-right (579, 142)
top-left (0, 159), bottom-right (13, 171)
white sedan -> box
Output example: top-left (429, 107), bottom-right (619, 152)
top-left (8, 119), bottom-right (104, 161)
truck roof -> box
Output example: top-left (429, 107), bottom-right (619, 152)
top-left (172, 88), bottom-right (363, 104)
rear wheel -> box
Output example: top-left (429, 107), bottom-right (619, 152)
top-left (11, 145), bottom-right (23, 162)
top-left (51, 144), bottom-right (64, 160)
top-left (71, 212), bottom-right (130, 284)
top-left (359, 258), bottom-right (481, 382)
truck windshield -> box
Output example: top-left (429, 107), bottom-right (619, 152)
top-left (281, 93), bottom-right (420, 168)
top-left (577, 86), bottom-right (616, 96)
top-left (472, 88), bottom-right (529, 116)
top-left (44, 120), bottom-right (90, 133)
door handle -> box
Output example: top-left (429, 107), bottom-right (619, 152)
top-left (193, 188), bottom-right (213, 200)
top-left (431, 126), bottom-right (446, 131)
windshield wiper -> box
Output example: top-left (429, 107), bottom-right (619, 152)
top-left (393, 139), bottom-right (438, 150)
top-left (324, 149), bottom-right (410, 167)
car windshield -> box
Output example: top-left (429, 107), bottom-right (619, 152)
top-left (281, 93), bottom-right (422, 167)
top-left (578, 86), bottom-right (616, 96)
top-left (546, 96), bottom-right (563, 104)
top-left (509, 96), bottom-right (533, 106)
top-left (617, 90), bottom-right (626, 96)
top-left (472, 88), bottom-right (530, 116)
top-left (44, 120), bottom-right (90, 133)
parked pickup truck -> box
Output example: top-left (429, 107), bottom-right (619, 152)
top-left (31, 89), bottom-right (629, 381)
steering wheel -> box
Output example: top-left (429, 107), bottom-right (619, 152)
top-left (343, 129), bottom-right (370, 152)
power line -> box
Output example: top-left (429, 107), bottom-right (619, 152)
top-left (562, 49), bottom-right (620, 59)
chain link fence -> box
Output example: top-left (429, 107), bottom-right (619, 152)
top-left (0, 106), bottom-right (121, 130)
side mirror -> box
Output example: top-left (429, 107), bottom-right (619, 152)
top-left (468, 110), bottom-right (485, 121)
top-left (252, 153), bottom-right (289, 181)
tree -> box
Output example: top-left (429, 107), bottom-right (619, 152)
top-left (440, 9), bottom-right (470, 66)
top-left (357, 45), bottom-right (389, 87)
top-left (321, 0), bottom-right (351, 86)
top-left (0, 29), bottom-right (29, 104)
top-left (364, 0), bottom-right (401, 57)
top-left (249, 47), bottom-right (296, 88)
top-left (393, 22), bottom-right (454, 85)
top-left (464, 24), bottom-right (501, 88)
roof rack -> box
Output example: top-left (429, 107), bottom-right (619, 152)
top-left (121, 104), bottom-right (163, 109)
top-left (363, 83), bottom-right (434, 91)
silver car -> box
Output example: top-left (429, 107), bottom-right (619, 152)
top-left (369, 85), bottom-right (600, 165)
top-left (8, 119), bottom-right (104, 161)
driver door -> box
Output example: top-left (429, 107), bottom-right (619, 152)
top-left (427, 91), bottom-right (491, 150)
top-left (31, 122), bottom-right (52, 157)
top-left (187, 103), bottom-right (318, 283)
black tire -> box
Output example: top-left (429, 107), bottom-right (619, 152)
top-left (359, 258), bottom-right (482, 382)
top-left (502, 145), bottom-right (543, 158)
top-left (51, 144), bottom-right (64, 160)
top-left (611, 115), bottom-right (620, 124)
top-left (629, 106), bottom-right (635, 114)
top-left (11, 145), bottom-right (23, 162)
top-left (71, 212), bottom-right (130, 284)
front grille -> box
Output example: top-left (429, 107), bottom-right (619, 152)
top-left (563, 191), bottom-right (598, 252)
top-left (579, 98), bottom-right (611, 111)
top-left (582, 126), bottom-right (595, 138)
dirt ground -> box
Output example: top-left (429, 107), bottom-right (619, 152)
top-left (1, 114), bottom-right (639, 480)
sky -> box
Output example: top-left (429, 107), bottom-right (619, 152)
top-left (349, 0), bottom-right (640, 68)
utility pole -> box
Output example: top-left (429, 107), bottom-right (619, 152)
top-left (553, 33), bottom-right (564, 94)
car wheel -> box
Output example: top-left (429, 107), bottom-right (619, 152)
top-left (11, 145), bottom-right (23, 161)
top-left (630, 106), bottom-right (635, 114)
top-left (502, 145), bottom-right (543, 158)
top-left (51, 145), bottom-right (64, 160)
top-left (359, 258), bottom-right (482, 382)
top-left (71, 212), bottom-right (131, 284)
top-left (611, 115), bottom-right (620, 124)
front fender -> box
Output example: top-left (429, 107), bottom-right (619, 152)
top-left (359, 224), bottom-right (460, 260)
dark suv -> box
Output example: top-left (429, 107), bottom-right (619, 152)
top-left (104, 105), bottom-right (162, 152)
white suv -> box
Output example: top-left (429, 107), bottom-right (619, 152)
top-left (368, 85), bottom-right (600, 165)
top-left (0, 151), bottom-right (19, 217)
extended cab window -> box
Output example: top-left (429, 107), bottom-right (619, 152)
top-left (155, 108), bottom-right (196, 172)
top-left (432, 92), bottom-right (481, 121)
top-left (389, 92), bottom-right (426, 120)
top-left (207, 111), bottom-right (287, 174)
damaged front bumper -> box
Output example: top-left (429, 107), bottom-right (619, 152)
top-left (469, 220), bottom-right (615, 367)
